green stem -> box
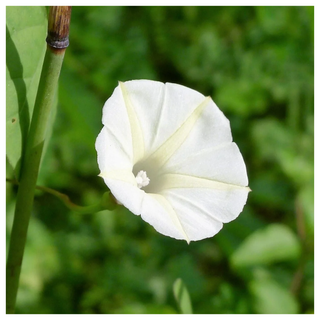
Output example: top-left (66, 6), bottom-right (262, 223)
top-left (35, 186), bottom-right (118, 214)
top-left (6, 7), bottom-right (71, 314)
top-left (7, 178), bottom-right (118, 214)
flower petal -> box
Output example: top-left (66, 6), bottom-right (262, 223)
top-left (163, 185), bottom-right (248, 240)
top-left (159, 173), bottom-right (250, 221)
top-left (160, 190), bottom-right (224, 241)
top-left (119, 80), bottom-right (208, 157)
top-left (143, 96), bottom-right (212, 171)
top-left (145, 172), bottom-right (250, 241)
top-left (101, 177), bottom-right (191, 242)
top-left (140, 193), bottom-right (190, 242)
top-left (102, 177), bottom-right (144, 214)
top-left (95, 126), bottom-right (132, 175)
top-left (96, 84), bottom-right (135, 174)
top-left (165, 142), bottom-right (249, 187)
top-left (119, 81), bottom-right (145, 163)
top-left (96, 80), bottom-right (250, 242)
top-left (141, 191), bottom-right (226, 242)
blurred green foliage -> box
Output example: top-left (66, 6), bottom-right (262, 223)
top-left (6, 6), bottom-right (314, 314)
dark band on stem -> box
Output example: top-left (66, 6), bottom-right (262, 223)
top-left (46, 6), bottom-right (72, 49)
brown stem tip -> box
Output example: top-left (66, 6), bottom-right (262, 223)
top-left (46, 6), bottom-right (72, 49)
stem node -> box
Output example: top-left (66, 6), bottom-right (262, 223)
top-left (46, 6), bottom-right (71, 49)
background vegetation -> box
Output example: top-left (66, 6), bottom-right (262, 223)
top-left (6, 6), bottom-right (314, 314)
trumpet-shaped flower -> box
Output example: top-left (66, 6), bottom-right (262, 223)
top-left (95, 80), bottom-right (250, 242)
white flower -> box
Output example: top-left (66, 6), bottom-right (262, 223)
top-left (95, 80), bottom-right (250, 243)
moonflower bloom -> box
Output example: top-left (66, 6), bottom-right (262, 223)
top-left (95, 80), bottom-right (250, 242)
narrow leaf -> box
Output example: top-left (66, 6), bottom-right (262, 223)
top-left (173, 278), bottom-right (193, 314)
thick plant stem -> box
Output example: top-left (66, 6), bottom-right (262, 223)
top-left (6, 7), bottom-right (71, 314)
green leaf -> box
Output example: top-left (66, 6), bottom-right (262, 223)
top-left (6, 6), bottom-right (48, 178)
top-left (173, 278), bottom-right (193, 314)
top-left (297, 184), bottom-right (314, 238)
top-left (231, 223), bottom-right (301, 267)
top-left (249, 269), bottom-right (299, 314)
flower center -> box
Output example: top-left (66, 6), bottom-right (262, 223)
top-left (135, 170), bottom-right (150, 189)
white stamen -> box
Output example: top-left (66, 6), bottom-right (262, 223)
top-left (135, 170), bottom-right (150, 189)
